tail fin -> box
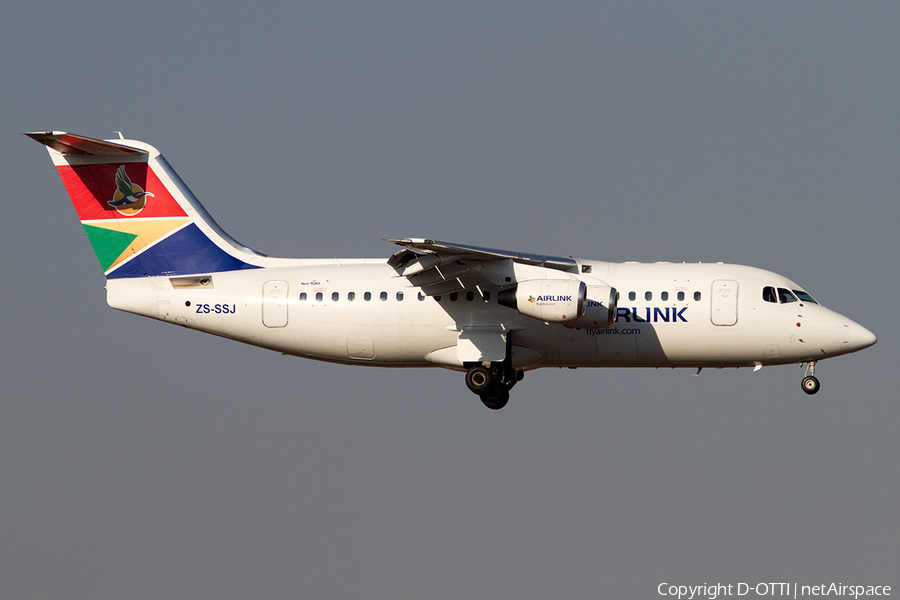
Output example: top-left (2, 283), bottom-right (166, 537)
top-left (26, 131), bottom-right (263, 279)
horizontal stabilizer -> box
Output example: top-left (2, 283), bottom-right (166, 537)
top-left (24, 131), bottom-right (145, 157)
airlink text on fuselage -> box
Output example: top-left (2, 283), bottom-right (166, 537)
top-left (616, 307), bottom-right (689, 323)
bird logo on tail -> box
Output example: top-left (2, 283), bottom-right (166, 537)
top-left (108, 165), bottom-right (154, 215)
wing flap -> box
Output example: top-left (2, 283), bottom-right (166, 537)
top-left (388, 238), bottom-right (577, 271)
top-left (388, 238), bottom-right (577, 295)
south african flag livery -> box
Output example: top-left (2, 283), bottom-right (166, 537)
top-left (33, 132), bottom-right (260, 279)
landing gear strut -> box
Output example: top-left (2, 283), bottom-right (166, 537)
top-left (465, 365), bottom-right (522, 410)
top-left (802, 361), bottom-right (820, 395)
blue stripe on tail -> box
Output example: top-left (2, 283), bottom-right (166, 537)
top-left (107, 223), bottom-right (261, 279)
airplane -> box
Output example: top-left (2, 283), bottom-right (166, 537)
top-left (27, 131), bottom-right (877, 409)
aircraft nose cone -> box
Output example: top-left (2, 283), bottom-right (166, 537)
top-left (847, 320), bottom-right (877, 351)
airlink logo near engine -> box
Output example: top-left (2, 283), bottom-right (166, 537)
top-left (616, 307), bottom-right (688, 323)
top-left (528, 295), bottom-right (573, 303)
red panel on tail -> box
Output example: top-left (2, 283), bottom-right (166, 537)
top-left (57, 163), bottom-right (188, 221)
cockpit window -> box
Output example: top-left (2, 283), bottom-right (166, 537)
top-left (793, 290), bottom-right (818, 304)
top-left (777, 288), bottom-right (798, 303)
top-left (762, 286), bottom-right (777, 303)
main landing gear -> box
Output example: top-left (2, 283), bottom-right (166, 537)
top-left (801, 361), bottom-right (821, 395)
top-left (465, 365), bottom-right (523, 410)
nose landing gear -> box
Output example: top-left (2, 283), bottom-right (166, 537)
top-left (801, 361), bottom-right (820, 395)
top-left (465, 365), bottom-right (522, 410)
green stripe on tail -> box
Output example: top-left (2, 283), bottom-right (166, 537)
top-left (82, 224), bottom-right (138, 271)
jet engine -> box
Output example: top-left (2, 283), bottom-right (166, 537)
top-left (566, 284), bottom-right (617, 329)
top-left (497, 279), bottom-right (586, 323)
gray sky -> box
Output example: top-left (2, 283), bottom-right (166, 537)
top-left (2, 2), bottom-right (897, 598)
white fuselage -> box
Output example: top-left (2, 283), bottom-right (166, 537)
top-left (107, 257), bottom-right (869, 372)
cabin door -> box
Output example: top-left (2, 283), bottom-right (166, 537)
top-left (710, 280), bottom-right (738, 326)
top-left (263, 280), bottom-right (289, 328)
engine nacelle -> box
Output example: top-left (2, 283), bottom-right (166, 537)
top-left (566, 284), bottom-right (617, 329)
top-left (497, 279), bottom-right (586, 323)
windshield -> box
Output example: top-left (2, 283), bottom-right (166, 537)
top-left (793, 290), bottom-right (818, 304)
top-left (777, 288), bottom-right (798, 303)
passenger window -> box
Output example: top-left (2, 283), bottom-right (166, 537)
top-left (300, 292), bottom-right (307, 301)
top-left (450, 292), bottom-right (458, 302)
top-left (418, 292), bottom-right (425, 301)
top-left (778, 288), bottom-right (798, 303)
top-left (693, 291), bottom-right (701, 301)
top-left (316, 292), bottom-right (323, 302)
top-left (628, 291), bottom-right (636, 301)
top-left (793, 290), bottom-right (818, 304)
top-left (466, 291), bottom-right (474, 301)
top-left (661, 291), bottom-right (668, 301)
top-left (332, 292), bottom-right (339, 302)
top-left (364, 292), bottom-right (371, 301)
top-left (677, 291), bottom-right (685, 301)
top-left (762, 286), bottom-right (777, 303)
top-left (484, 291), bottom-right (491, 302)
top-left (348, 292), bottom-right (355, 301)
top-left (645, 291), bottom-right (652, 301)
top-left (380, 291), bottom-right (388, 301)
top-left (396, 291), bottom-right (404, 301)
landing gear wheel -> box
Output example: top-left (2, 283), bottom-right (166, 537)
top-left (801, 376), bottom-right (820, 395)
top-left (480, 387), bottom-right (510, 410)
top-left (465, 366), bottom-right (493, 394)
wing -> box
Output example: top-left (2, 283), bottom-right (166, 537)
top-left (386, 238), bottom-right (577, 295)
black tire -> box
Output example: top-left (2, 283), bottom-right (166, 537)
top-left (480, 387), bottom-right (509, 410)
top-left (465, 366), bottom-right (493, 394)
top-left (801, 375), bottom-right (820, 395)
